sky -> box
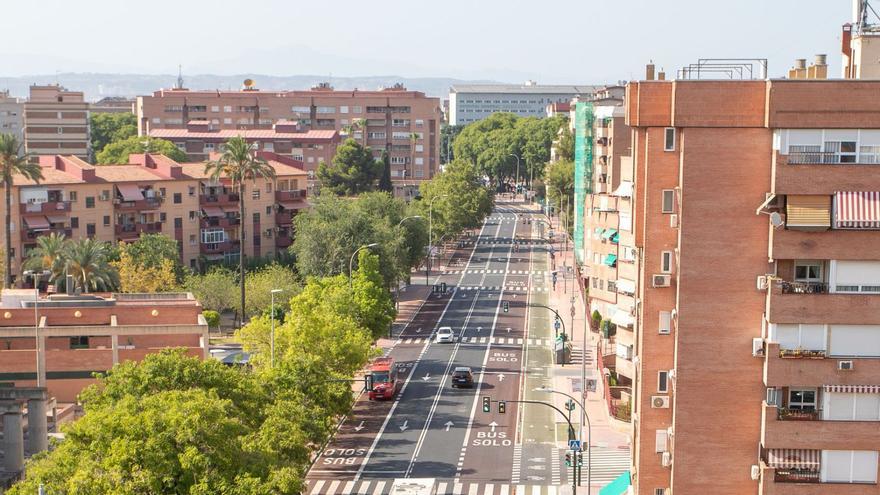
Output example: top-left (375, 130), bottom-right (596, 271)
top-left (1, 0), bottom-right (856, 83)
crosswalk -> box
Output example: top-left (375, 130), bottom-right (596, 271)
top-left (454, 286), bottom-right (549, 293)
top-left (443, 270), bottom-right (549, 275)
top-left (398, 336), bottom-right (555, 346)
top-left (305, 479), bottom-right (571, 495)
top-left (584, 447), bottom-right (632, 484)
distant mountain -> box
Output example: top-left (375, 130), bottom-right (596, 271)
top-left (0, 73), bottom-right (503, 101)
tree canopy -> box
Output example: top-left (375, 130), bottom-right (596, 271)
top-left (89, 113), bottom-right (136, 156)
top-left (316, 138), bottom-right (381, 196)
top-left (415, 160), bottom-right (494, 244)
top-left (96, 136), bottom-right (188, 165)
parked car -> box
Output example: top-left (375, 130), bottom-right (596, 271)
top-left (435, 326), bottom-right (455, 343)
top-left (451, 367), bottom-right (474, 388)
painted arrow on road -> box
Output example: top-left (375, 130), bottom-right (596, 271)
top-left (498, 373), bottom-right (506, 382)
top-left (506, 327), bottom-right (511, 333)
top-left (399, 420), bottom-right (409, 432)
top-left (528, 457), bottom-right (546, 463)
top-left (353, 421), bottom-right (365, 432)
top-left (422, 374), bottom-right (431, 381)
top-left (489, 421), bottom-right (498, 432)
top-left (477, 326), bottom-right (482, 332)
top-left (444, 421), bottom-right (454, 431)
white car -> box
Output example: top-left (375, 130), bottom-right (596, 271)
top-left (435, 327), bottom-right (455, 343)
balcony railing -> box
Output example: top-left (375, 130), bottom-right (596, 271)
top-left (115, 222), bottom-right (163, 238)
top-left (21, 228), bottom-right (72, 241)
top-left (199, 193), bottom-right (240, 204)
top-left (113, 197), bottom-right (164, 210)
top-left (778, 348), bottom-right (826, 359)
top-left (200, 240), bottom-right (240, 254)
top-left (786, 151), bottom-right (863, 165)
top-left (201, 217), bottom-right (240, 228)
top-left (275, 189), bottom-right (306, 201)
top-left (21, 201), bottom-right (71, 213)
top-left (776, 407), bottom-right (822, 421)
top-left (774, 468), bottom-right (820, 483)
top-left (779, 281), bottom-right (828, 294)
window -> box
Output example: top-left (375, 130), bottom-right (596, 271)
top-left (174, 217), bottom-right (183, 229)
top-left (70, 217), bottom-right (79, 228)
top-left (204, 143), bottom-right (215, 152)
top-left (189, 234), bottom-right (197, 246)
top-left (68, 191), bottom-right (77, 202)
top-left (266, 206), bottom-right (272, 215)
top-left (211, 105), bottom-right (220, 112)
top-left (824, 392), bottom-right (880, 421)
top-left (173, 192), bottom-right (182, 204)
top-left (159, 212), bottom-right (166, 222)
top-left (661, 251), bottom-right (673, 273)
top-left (264, 142), bottom-right (274, 152)
top-left (828, 324), bottom-right (880, 357)
top-left (661, 189), bottom-right (675, 213)
top-left (339, 106), bottom-right (349, 114)
top-left (188, 186), bottom-right (195, 196)
top-left (86, 223), bottom-right (96, 236)
top-left (159, 188), bottom-right (166, 197)
top-left (352, 106), bottom-right (362, 114)
top-left (189, 211), bottom-right (196, 221)
top-left (69, 336), bottom-right (89, 349)
top-left (658, 371), bottom-right (669, 393)
top-left (85, 196), bottom-right (95, 208)
top-left (201, 229), bottom-right (226, 244)
top-left (103, 215), bottom-right (110, 226)
top-left (825, 141), bottom-right (857, 163)
top-left (664, 128), bottom-right (675, 151)
top-left (253, 212), bottom-right (260, 224)
top-left (252, 189), bottom-right (260, 200)
top-left (772, 324), bottom-right (826, 352)
top-left (655, 430), bottom-right (668, 453)
top-left (794, 261), bottom-right (823, 282)
top-left (659, 311), bottom-right (672, 334)
top-left (788, 388), bottom-right (817, 411)
top-left (316, 106), bottom-right (335, 114)
top-left (654, 490), bottom-right (666, 495)
top-left (223, 118), bottom-right (232, 124)
top-left (821, 450), bottom-right (878, 483)
top-left (265, 182), bottom-right (272, 193)
top-left (223, 106), bottom-right (232, 113)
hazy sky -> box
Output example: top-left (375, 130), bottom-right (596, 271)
top-left (2, 0), bottom-right (854, 82)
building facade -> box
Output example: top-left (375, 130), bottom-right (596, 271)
top-left (0, 91), bottom-right (24, 143)
top-left (448, 82), bottom-right (597, 125)
top-left (23, 85), bottom-right (90, 161)
top-left (137, 83), bottom-right (441, 198)
top-left (626, 72), bottom-right (880, 494)
top-left (89, 97), bottom-right (136, 114)
top-left (4, 152), bottom-right (307, 280)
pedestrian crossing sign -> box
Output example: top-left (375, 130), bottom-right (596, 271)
top-left (568, 439), bottom-right (581, 451)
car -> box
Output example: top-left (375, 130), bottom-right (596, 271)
top-left (435, 326), bottom-right (455, 343)
top-left (451, 367), bottom-right (474, 388)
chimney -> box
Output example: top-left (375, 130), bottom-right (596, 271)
top-left (658, 68), bottom-right (666, 81)
top-left (842, 23), bottom-right (854, 78)
top-left (808, 54), bottom-right (828, 79)
top-left (788, 59), bottom-right (808, 79)
top-left (646, 61), bottom-right (656, 80)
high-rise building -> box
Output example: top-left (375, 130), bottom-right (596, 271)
top-left (448, 81), bottom-right (598, 125)
top-left (625, 55), bottom-right (880, 494)
top-left (137, 82), bottom-right (441, 198)
top-left (23, 85), bottom-right (90, 161)
top-left (0, 90), bottom-right (24, 143)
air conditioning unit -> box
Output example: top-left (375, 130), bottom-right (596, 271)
top-left (752, 337), bottom-right (765, 357)
top-left (263, 229), bottom-right (273, 238)
top-left (838, 360), bottom-right (854, 371)
top-left (750, 464), bottom-right (761, 481)
top-left (661, 452), bottom-right (672, 467)
top-left (651, 395), bottom-right (670, 408)
top-left (756, 275), bottom-right (768, 291)
top-left (652, 274), bottom-right (671, 288)
top-left (669, 214), bottom-right (678, 228)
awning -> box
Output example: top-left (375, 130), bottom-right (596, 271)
top-left (601, 229), bottom-right (618, 240)
top-left (766, 449), bottom-right (820, 470)
top-left (611, 232), bottom-right (620, 243)
top-left (116, 184), bottom-right (145, 202)
top-left (834, 191), bottom-right (880, 229)
top-left (824, 384), bottom-right (880, 394)
top-left (612, 181), bottom-right (633, 198)
top-left (603, 254), bottom-right (618, 267)
top-left (616, 279), bottom-right (636, 295)
top-left (786, 195), bottom-right (830, 229)
top-left (599, 470), bottom-right (631, 495)
top-left (46, 214), bottom-right (68, 224)
top-left (202, 206), bottom-right (224, 217)
top-left (220, 205), bottom-right (239, 214)
top-left (611, 309), bottom-right (634, 328)
top-left (594, 227), bottom-right (604, 235)
top-left (280, 201), bottom-right (308, 210)
top-left (23, 216), bottom-right (50, 230)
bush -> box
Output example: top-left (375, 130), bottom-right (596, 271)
top-left (203, 310), bottom-right (220, 330)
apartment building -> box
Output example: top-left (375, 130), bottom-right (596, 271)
top-left (625, 57), bottom-right (880, 494)
top-left (4, 152), bottom-right (307, 280)
top-left (137, 83), bottom-right (440, 198)
top-left (0, 90), bottom-right (24, 142)
top-left (89, 96), bottom-right (136, 114)
top-left (448, 81), bottom-right (598, 125)
top-left (23, 85), bottom-right (89, 161)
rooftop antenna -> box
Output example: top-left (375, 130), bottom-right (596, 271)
top-left (176, 65), bottom-right (184, 89)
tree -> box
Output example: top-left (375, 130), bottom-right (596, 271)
top-left (203, 310), bottom-right (221, 332)
top-left (416, 160), bottom-right (493, 243)
top-left (124, 233), bottom-right (185, 282)
top-left (378, 149), bottom-right (393, 192)
top-left (440, 124), bottom-right (464, 164)
top-left (23, 232), bottom-right (68, 290)
top-left (89, 113), bottom-right (136, 156)
top-left (243, 263), bottom-right (300, 319)
top-left (555, 125), bottom-right (574, 162)
top-left (182, 267), bottom-right (238, 313)
top-left (204, 136), bottom-right (277, 327)
top-left (351, 251), bottom-right (396, 339)
top-left (63, 238), bottom-right (118, 292)
top-left (112, 243), bottom-right (177, 293)
top-left (96, 136), bottom-right (187, 165)
top-left (0, 133), bottom-right (42, 288)
top-left (545, 159), bottom-right (575, 224)
top-left (316, 138), bottom-right (381, 196)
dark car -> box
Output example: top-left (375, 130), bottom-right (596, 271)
top-left (451, 367), bottom-right (474, 388)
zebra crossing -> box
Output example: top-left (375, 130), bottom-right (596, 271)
top-left (443, 269), bottom-right (549, 275)
top-left (397, 336), bottom-right (555, 346)
top-left (583, 447), bottom-right (632, 485)
top-left (305, 479), bottom-right (570, 495)
top-left (453, 286), bottom-right (549, 293)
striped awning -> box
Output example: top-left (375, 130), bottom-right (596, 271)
top-left (766, 448), bottom-right (820, 470)
top-left (834, 191), bottom-right (880, 229)
top-left (824, 384), bottom-right (880, 394)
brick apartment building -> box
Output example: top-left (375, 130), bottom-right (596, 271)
top-left (3, 152), bottom-right (307, 281)
top-left (137, 82), bottom-right (441, 198)
top-left (624, 46), bottom-right (880, 495)
top-left (23, 85), bottom-right (90, 161)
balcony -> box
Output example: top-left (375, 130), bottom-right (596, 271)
top-left (762, 402), bottom-right (880, 451)
top-left (113, 197), bottom-right (164, 211)
top-left (115, 222), bottom-right (163, 239)
top-left (779, 281), bottom-right (827, 294)
top-left (774, 469), bottom-right (821, 483)
top-left (763, 342), bottom-right (880, 387)
top-left (21, 228), bottom-right (72, 241)
top-left (200, 217), bottom-right (240, 229)
top-left (771, 228), bottom-right (880, 261)
top-left (200, 240), bottom-right (240, 255)
top-left (275, 234), bottom-right (293, 249)
top-left (275, 190), bottom-right (306, 201)
top-left (275, 211), bottom-right (293, 225)
top-left (766, 282), bottom-right (880, 324)
top-left (774, 152), bottom-right (880, 195)
top-left (199, 193), bottom-right (240, 205)
top-left (20, 201), bottom-right (71, 214)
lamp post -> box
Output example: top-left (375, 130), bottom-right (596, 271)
top-left (23, 270), bottom-right (51, 388)
top-left (509, 153), bottom-right (520, 199)
top-left (427, 194), bottom-right (449, 285)
top-left (394, 216), bottom-right (424, 311)
top-left (536, 386), bottom-right (592, 493)
top-left (269, 288), bottom-right (283, 368)
top-left (350, 243), bottom-right (379, 289)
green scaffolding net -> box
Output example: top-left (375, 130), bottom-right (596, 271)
top-left (573, 101), bottom-right (594, 266)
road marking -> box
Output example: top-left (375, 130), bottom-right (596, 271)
top-left (342, 481), bottom-right (355, 494)
top-left (516, 486), bottom-right (525, 495)
top-left (371, 481), bottom-right (385, 495)
top-left (453, 483), bottom-right (464, 495)
top-left (483, 484), bottom-right (494, 495)
top-left (399, 420), bottom-right (408, 432)
top-left (547, 487), bottom-right (557, 495)
top-left (309, 480), bottom-right (325, 495)
top-left (327, 481), bottom-right (340, 494)
top-left (354, 420), bottom-right (365, 432)
top-left (468, 484), bottom-right (479, 495)
top-left (499, 485), bottom-right (509, 495)
top-left (354, 481), bottom-right (370, 495)
top-left (437, 482), bottom-right (448, 494)
top-left (445, 421), bottom-right (455, 431)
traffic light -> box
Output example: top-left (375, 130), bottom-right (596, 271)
top-left (502, 301), bottom-right (510, 313)
top-left (564, 451), bottom-right (572, 467)
top-left (482, 396), bottom-right (491, 413)
top-left (577, 451), bottom-right (583, 467)
top-left (498, 400), bottom-right (506, 414)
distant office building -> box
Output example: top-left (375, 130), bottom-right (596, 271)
top-left (0, 90), bottom-right (24, 143)
top-left (447, 81), bottom-right (598, 125)
top-left (90, 96), bottom-right (135, 114)
top-left (24, 85), bottom-right (90, 161)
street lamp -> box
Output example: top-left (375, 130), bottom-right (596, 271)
top-left (427, 194), bottom-right (449, 285)
top-left (349, 243), bottom-right (379, 288)
top-left (269, 288), bottom-right (283, 368)
top-left (535, 386), bottom-right (592, 493)
top-left (23, 270), bottom-right (51, 388)
top-left (509, 153), bottom-right (521, 198)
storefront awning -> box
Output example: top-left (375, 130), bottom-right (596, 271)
top-left (766, 449), bottom-right (820, 470)
top-left (786, 195), bottom-right (830, 230)
top-left (612, 181), bottom-right (633, 198)
top-left (834, 191), bottom-right (880, 229)
top-left (599, 470), bottom-right (631, 495)
top-left (116, 184), bottom-right (145, 202)
top-left (603, 254), bottom-right (618, 267)
top-left (23, 216), bottom-right (50, 230)
top-left (611, 309), bottom-right (634, 328)
top-left (616, 279), bottom-right (636, 295)
top-left (602, 229), bottom-right (618, 240)
top-left (202, 206), bottom-right (224, 217)
top-left (280, 201), bottom-right (308, 211)
top-left (824, 384), bottom-right (880, 394)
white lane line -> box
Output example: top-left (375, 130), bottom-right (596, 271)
top-left (531, 486), bottom-right (541, 495)
top-left (515, 212), bottom-right (536, 447)
top-left (483, 484), bottom-right (494, 495)
top-left (342, 481), bottom-right (355, 494)
top-left (437, 482), bottom-right (447, 495)
top-left (309, 480), bottom-right (325, 495)
top-left (547, 486), bottom-right (557, 495)
top-left (468, 484), bottom-right (479, 495)
top-left (355, 481), bottom-right (370, 495)
top-left (371, 481), bottom-right (385, 495)
top-left (499, 485), bottom-right (510, 495)
top-left (327, 481), bottom-right (340, 494)
top-left (453, 483), bottom-right (464, 495)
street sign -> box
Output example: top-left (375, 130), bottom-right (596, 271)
top-left (554, 319), bottom-right (561, 330)
top-left (568, 439), bottom-right (581, 451)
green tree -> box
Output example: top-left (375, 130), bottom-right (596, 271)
top-left (243, 263), bottom-right (300, 319)
top-left (351, 251), bottom-right (396, 339)
top-left (203, 310), bottom-right (221, 331)
top-left (182, 267), bottom-right (238, 313)
top-left (96, 136), bottom-right (187, 164)
top-left (204, 136), bottom-right (277, 326)
top-left (125, 233), bottom-right (185, 282)
top-left (89, 112), bottom-right (136, 156)
top-left (440, 124), bottom-right (464, 164)
top-left (545, 159), bottom-right (575, 224)
top-left (112, 244), bottom-right (177, 293)
top-left (555, 125), bottom-right (574, 162)
top-left (23, 232), bottom-right (68, 290)
top-left (316, 138), bottom-right (381, 196)
top-left (378, 149), bottom-right (393, 192)
top-left (416, 160), bottom-right (493, 243)
top-left (63, 238), bottom-right (118, 292)
top-left (0, 133), bottom-right (42, 288)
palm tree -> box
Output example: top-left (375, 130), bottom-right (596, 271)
top-left (23, 232), bottom-right (68, 290)
top-left (0, 133), bottom-right (43, 288)
top-left (204, 136), bottom-right (276, 324)
top-left (63, 238), bottom-right (118, 293)
top-left (353, 118), bottom-right (367, 147)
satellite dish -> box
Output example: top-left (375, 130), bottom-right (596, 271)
top-left (243, 78), bottom-right (255, 88)
top-left (769, 212), bottom-right (784, 228)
